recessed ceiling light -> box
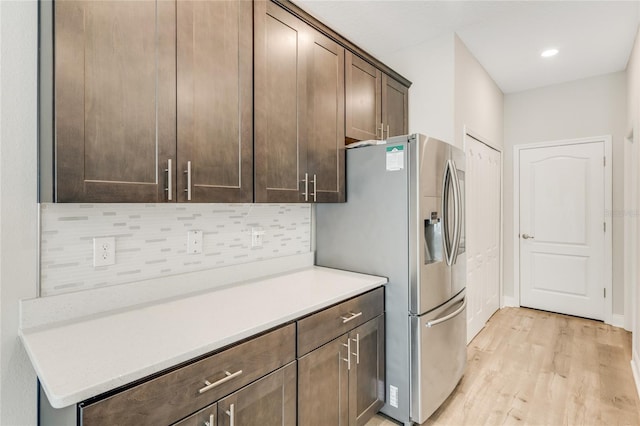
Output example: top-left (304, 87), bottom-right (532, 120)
top-left (541, 48), bottom-right (559, 58)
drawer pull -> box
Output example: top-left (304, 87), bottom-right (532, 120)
top-left (198, 370), bottom-right (243, 394)
top-left (352, 333), bottom-right (360, 364)
top-left (226, 403), bottom-right (235, 426)
top-left (341, 311), bottom-right (362, 323)
top-left (204, 413), bottom-right (215, 426)
top-left (342, 338), bottom-right (351, 370)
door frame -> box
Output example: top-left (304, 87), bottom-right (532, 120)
top-left (513, 135), bottom-right (613, 325)
top-left (463, 126), bottom-right (504, 309)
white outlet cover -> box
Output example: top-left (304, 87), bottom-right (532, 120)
top-left (187, 230), bottom-right (203, 254)
top-left (93, 237), bottom-right (115, 268)
top-left (251, 228), bottom-right (265, 248)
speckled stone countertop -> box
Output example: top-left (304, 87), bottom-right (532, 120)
top-left (20, 266), bottom-right (386, 408)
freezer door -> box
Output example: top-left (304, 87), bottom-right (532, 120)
top-left (409, 136), bottom-right (452, 314)
top-left (410, 290), bottom-right (466, 424)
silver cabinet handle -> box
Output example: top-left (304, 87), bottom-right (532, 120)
top-left (302, 172), bottom-right (309, 201)
top-left (342, 338), bottom-right (351, 370)
top-left (522, 234), bottom-right (534, 239)
top-left (184, 161), bottom-right (191, 201)
top-left (311, 174), bottom-right (317, 202)
top-left (226, 403), bottom-right (235, 426)
top-left (352, 333), bottom-right (360, 364)
top-left (378, 123), bottom-right (384, 140)
top-left (426, 297), bottom-right (467, 328)
top-left (184, 161), bottom-right (192, 201)
top-left (204, 413), bottom-right (215, 426)
top-left (165, 159), bottom-right (173, 201)
top-left (341, 311), bottom-right (362, 323)
top-left (386, 124), bottom-right (390, 140)
top-left (198, 370), bottom-right (243, 394)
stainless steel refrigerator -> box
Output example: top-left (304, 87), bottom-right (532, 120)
top-left (316, 134), bottom-right (466, 425)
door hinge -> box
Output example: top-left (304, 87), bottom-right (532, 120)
top-left (604, 156), bottom-right (606, 167)
top-left (604, 288), bottom-right (606, 298)
top-left (604, 222), bottom-right (606, 232)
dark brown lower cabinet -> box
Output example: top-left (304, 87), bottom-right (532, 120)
top-left (174, 362), bottom-right (296, 426)
top-left (351, 315), bottom-right (386, 426)
top-left (298, 336), bottom-right (349, 425)
top-left (218, 362), bottom-right (296, 426)
top-left (79, 325), bottom-right (295, 426)
top-left (298, 315), bottom-right (385, 426)
top-left (173, 402), bottom-right (218, 426)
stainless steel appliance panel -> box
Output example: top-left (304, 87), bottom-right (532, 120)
top-left (316, 142), bottom-right (412, 423)
top-left (406, 135), bottom-right (453, 315)
top-left (410, 289), bottom-right (466, 424)
top-left (316, 134), bottom-right (466, 425)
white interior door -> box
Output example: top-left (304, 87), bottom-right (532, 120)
top-left (519, 142), bottom-right (605, 320)
top-left (466, 136), bottom-right (501, 343)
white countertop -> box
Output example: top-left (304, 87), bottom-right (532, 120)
top-left (20, 266), bottom-right (386, 409)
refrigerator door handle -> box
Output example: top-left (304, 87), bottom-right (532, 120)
top-left (425, 297), bottom-right (467, 328)
top-left (450, 161), bottom-right (462, 264)
top-left (442, 160), bottom-right (457, 266)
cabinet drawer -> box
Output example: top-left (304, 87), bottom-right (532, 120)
top-left (80, 324), bottom-right (295, 426)
top-left (297, 287), bottom-right (383, 356)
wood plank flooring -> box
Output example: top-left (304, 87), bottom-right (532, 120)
top-left (366, 307), bottom-right (640, 425)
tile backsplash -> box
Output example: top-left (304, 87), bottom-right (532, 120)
top-left (40, 203), bottom-right (311, 297)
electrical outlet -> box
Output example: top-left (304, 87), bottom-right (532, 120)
top-left (389, 385), bottom-right (398, 408)
top-left (187, 230), bottom-right (203, 254)
top-left (251, 228), bottom-right (265, 248)
top-left (93, 237), bottom-right (115, 267)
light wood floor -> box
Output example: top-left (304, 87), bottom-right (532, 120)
top-left (366, 307), bottom-right (640, 425)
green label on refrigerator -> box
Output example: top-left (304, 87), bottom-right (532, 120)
top-left (386, 145), bottom-right (404, 171)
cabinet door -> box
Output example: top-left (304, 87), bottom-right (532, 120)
top-left (176, 0), bottom-right (253, 203)
top-left (382, 75), bottom-right (409, 138)
top-left (54, 1), bottom-right (176, 202)
top-left (345, 51), bottom-right (381, 142)
top-left (173, 403), bottom-right (217, 426)
top-left (306, 30), bottom-right (345, 203)
top-left (350, 315), bottom-right (386, 426)
top-left (254, 1), bottom-right (308, 202)
top-left (217, 362), bottom-right (296, 426)
top-left (298, 337), bottom-right (350, 426)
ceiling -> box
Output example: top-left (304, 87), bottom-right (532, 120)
top-left (292, 0), bottom-right (640, 93)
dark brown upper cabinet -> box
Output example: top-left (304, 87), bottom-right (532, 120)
top-left (54, 1), bottom-right (176, 202)
top-left (176, 0), bottom-right (253, 203)
top-left (345, 52), bottom-right (382, 142)
top-left (52, 0), bottom-right (252, 203)
top-left (47, 0), bottom-right (407, 203)
top-left (254, 1), bottom-right (345, 203)
top-left (382, 74), bottom-right (409, 139)
top-left (345, 52), bottom-right (409, 142)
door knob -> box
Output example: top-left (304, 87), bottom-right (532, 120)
top-left (522, 234), bottom-right (534, 239)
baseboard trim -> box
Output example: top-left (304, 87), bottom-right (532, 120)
top-left (631, 350), bottom-right (640, 400)
top-left (502, 296), bottom-right (519, 308)
top-left (610, 314), bottom-right (625, 329)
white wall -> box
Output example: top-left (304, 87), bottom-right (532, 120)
top-left (504, 71), bottom-right (628, 316)
top-left (627, 26), bottom-right (640, 385)
top-left (383, 33), bottom-right (455, 142)
top-left (0, 1), bottom-right (39, 424)
top-left (454, 35), bottom-right (504, 150)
